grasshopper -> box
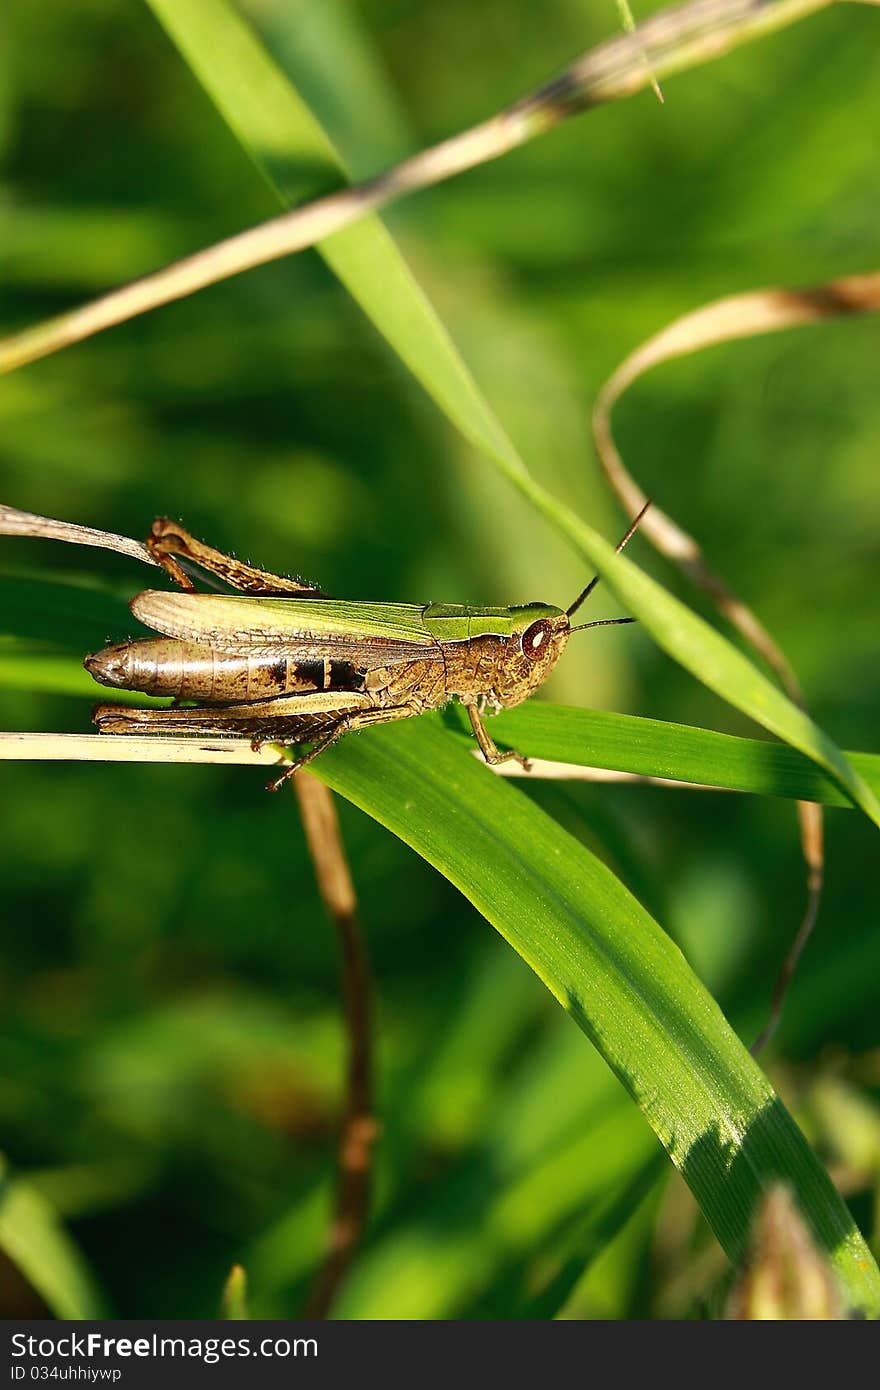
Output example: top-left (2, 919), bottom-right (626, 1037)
top-left (84, 507), bottom-right (647, 789)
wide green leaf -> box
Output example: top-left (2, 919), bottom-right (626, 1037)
top-left (306, 717), bottom-right (879, 1312)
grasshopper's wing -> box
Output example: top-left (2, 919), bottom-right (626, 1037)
top-left (130, 592), bottom-right (442, 669)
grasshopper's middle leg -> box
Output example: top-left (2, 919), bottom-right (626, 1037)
top-left (464, 703), bottom-right (531, 772)
top-left (146, 517), bottom-right (325, 596)
top-left (262, 704), bottom-right (420, 791)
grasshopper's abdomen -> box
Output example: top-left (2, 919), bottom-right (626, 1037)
top-left (84, 639), bottom-right (356, 703)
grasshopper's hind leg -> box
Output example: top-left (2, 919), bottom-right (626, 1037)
top-left (90, 703), bottom-right (291, 738)
top-left (146, 517), bottom-right (326, 596)
top-left (92, 691), bottom-right (372, 739)
top-left (92, 700), bottom-right (420, 789)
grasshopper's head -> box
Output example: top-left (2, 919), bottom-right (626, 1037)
top-left (490, 604), bottom-right (571, 707)
top-left (487, 503), bottom-right (650, 707)
top-left (505, 501), bottom-right (648, 702)
top-left (488, 592), bottom-right (637, 709)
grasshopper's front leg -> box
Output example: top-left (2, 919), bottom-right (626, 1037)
top-left (464, 703), bottom-right (531, 772)
top-left (146, 517), bottom-right (326, 596)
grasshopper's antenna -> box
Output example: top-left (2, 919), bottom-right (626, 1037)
top-left (568, 616), bottom-right (636, 634)
top-left (566, 500), bottom-right (651, 620)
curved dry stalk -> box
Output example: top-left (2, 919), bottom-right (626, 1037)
top-left (295, 775), bottom-right (376, 1320)
top-left (1, 0), bottom-right (874, 374)
top-left (592, 269), bottom-right (880, 1051)
top-left (592, 269), bottom-right (880, 694)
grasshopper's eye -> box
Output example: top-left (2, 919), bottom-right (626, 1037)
top-left (521, 618), bottom-right (552, 662)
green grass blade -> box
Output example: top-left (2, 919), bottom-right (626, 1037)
top-left (0, 1162), bottom-right (109, 1318)
top-left (444, 703), bottom-right (880, 809)
top-left (309, 718), bottom-right (880, 1314)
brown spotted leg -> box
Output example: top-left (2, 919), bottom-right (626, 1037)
top-left (146, 517), bottom-right (326, 596)
top-left (464, 703), bottom-right (531, 771)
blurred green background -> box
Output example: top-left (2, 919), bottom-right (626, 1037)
top-left (1, 0), bottom-right (878, 1318)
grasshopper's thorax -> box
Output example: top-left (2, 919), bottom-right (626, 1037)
top-left (439, 605), bottom-right (570, 711)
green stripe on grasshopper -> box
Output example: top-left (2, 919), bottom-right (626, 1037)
top-left (423, 603), bottom-right (563, 642)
